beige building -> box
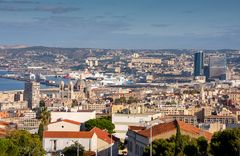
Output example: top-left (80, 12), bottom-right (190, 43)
top-left (17, 117), bottom-right (41, 133)
top-left (0, 91), bottom-right (24, 103)
top-left (228, 91), bottom-right (240, 105)
top-left (204, 115), bottom-right (237, 124)
top-left (159, 107), bottom-right (188, 116)
top-left (166, 115), bottom-right (198, 126)
top-left (132, 58), bottom-right (161, 64)
top-left (0, 92), bottom-right (15, 102)
top-left (82, 103), bottom-right (107, 113)
top-left (0, 101), bottom-right (28, 111)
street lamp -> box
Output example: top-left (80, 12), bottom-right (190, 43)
top-left (111, 134), bottom-right (113, 156)
top-left (148, 122), bottom-right (153, 156)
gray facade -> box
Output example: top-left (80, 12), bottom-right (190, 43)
top-left (23, 81), bottom-right (40, 109)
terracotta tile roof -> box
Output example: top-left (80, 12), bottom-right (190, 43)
top-left (128, 126), bottom-right (145, 131)
top-left (0, 128), bottom-right (6, 132)
top-left (177, 120), bottom-right (212, 140)
top-left (49, 119), bottom-right (81, 125)
top-left (0, 121), bottom-right (9, 126)
top-left (91, 127), bottom-right (114, 144)
top-left (44, 127), bottom-right (115, 144)
top-left (137, 120), bottom-right (176, 138)
top-left (0, 128), bottom-right (6, 137)
top-left (135, 120), bottom-right (212, 141)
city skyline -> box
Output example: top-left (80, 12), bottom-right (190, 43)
top-left (0, 0), bottom-right (240, 49)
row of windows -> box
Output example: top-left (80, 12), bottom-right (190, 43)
top-left (204, 119), bottom-right (236, 124)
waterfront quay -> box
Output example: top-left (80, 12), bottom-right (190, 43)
top-left (0, 75), bottom-right (59, 87)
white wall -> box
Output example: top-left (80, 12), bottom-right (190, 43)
top-left (43, 133), bottom-right (118, 156)
top-left (47, 121), bottom-right (80, 131)
top-left (43, 134), bottom-right (98, 152)
top-left (51, 111), bottom-right (96, 123)
top-left (112, 113), bottom-right (161, 140)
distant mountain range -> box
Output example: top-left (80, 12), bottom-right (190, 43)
top-left (0, 45), bottom-right (28, 50)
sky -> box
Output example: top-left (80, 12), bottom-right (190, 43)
top-left (0, 0), bottom-right (240, 49)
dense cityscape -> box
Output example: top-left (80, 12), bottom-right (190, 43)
top-left (0, 46), bottom-right (240, 156)
top-left (1, 0), bottom-right (240, 156)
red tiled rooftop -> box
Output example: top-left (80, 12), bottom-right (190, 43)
top-left (137, 121), bottom-right (176, 138)
top-left (177, 120), bottom-right (212, 140)
top-left (0, 128), bottom-right (6, 137)
top-left (135, 120), bottom-right (212, 141)
top-left (129, 126), bottom-right (146, 131)
top-left (91, 127), bottom-right (114, 144)
top-left (0, 121), bottom-right (9, 126)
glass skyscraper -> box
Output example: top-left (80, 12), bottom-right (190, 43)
top-left (194, 51), bottom-right (204, 77)
top-left (209, 54), bottom-right (227, 80)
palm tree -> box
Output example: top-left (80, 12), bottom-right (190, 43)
top-left (40, 107), bottom-right (51, 129)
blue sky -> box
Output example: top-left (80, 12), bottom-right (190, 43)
top-left (0, 0), bottom-right (240, 49)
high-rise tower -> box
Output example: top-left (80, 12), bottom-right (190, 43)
top-left (194, 51), bottom-right (204, 77)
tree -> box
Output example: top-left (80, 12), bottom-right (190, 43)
top-left (62, 142), bottom-right (84, 156)
top-left (210, 128), bottom-right (240, 156)
top-left (174, 122), bottom-right (183, 156)
top-left (114, 97), bottom-right (127, 104)
top-left (39, 100), bottom-right (45, 108)
top-left (197, 136), bottom-right (208, 156)
top-left (37, 106), bottom-right (50, 141)
top-left (143, 139), bottom-right (175, 156)
top-left (40, 107), bottom-right (51, 127)
top-left (118, 141), bottom-right (125, 150)
top-left (127, 96), bottom-right (138, 104)
top-left (72, 99), bottom-right (78, 107)
top-left (85, 117), bottom-right (115, 134)
top-left (184, 144), bottom-right (198, 156)
top-left (120, 97), bottom-right (126, 103)
top-left (6, 130), bottom-right (45, 156)
top-left (0, 139), bottom-right (19, 156)
top-left (38, 122), bottom-right (44, 141)
top-left (114, 98), bottom-right (121, 104)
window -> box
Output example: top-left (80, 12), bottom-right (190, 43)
top-left (53, 140), bottom-right (57, 151)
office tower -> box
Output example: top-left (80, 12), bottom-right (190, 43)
top-left (203, 65), bottom-right (209, 80)
top-left (209, 54), bottom-right (227, 80)
top-left (23, 81), bottom-right (40, 109)
top-left (194, 51), bottom-right (204, 77)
